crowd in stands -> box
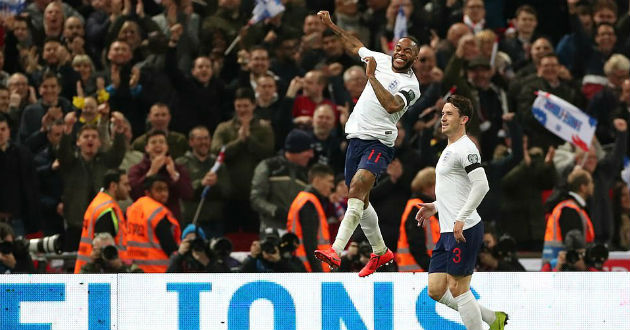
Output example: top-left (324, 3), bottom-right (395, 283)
top-left (1, 0), bottom-right (629, 274)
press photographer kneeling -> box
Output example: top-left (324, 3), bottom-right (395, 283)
top-left (0, 223), bottom-right (35, 273)
top-left (80, 233), bottom-right (142, 273)
top-left (167, 224), bottom-right (229, 272)
top-left (477, 229), bottom-right (525, 272)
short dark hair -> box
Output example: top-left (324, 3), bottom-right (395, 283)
top-left (568, 168), bottom-right (591, 193)
top-left (401, 35), bottom-right (419, 47)
top-left (78, 124), bottom-right (100, 137)
top-left (144, 174), bottom-right (169, 191)
top-left (0, 112), bottom-right (9, 125)
top-left (40, 70), bottom-right (60, 85)
top-left (234, 87), bottom-right (256, 103)
top-left (592, 0), bottom-right (618, 15)
top-left (147, 129), bottom-right (167, 141)
top-left (540, 52), bottom-right (559, 62)
top-left (103, 169), bottom-right (125, 189)
top-left (249, 45), bottom-right (268, 54)
top-left (596, 22), bottom-right (616, 34)
top-left (308, 164), bottom-right (334, 183)
top-left (188, 125), bottom-right (209, 139)
top-left (515, 4), bottom-right (537, 18)
top-left (446, 95), bottom-right (473, 126)
top-left (44, 36), bottom-right (62, 45)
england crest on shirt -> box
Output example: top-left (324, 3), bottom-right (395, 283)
top-left (388, 80), bottom-right (399, 93)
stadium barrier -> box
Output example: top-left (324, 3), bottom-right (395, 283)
top-left (1, 273), bottom-right (629, 330)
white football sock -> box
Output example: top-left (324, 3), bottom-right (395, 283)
top-left (454, 290), bottom-right (483, 330)
top-left (439, 289), bottom-right (496, 325)
top-left (359, 203), bottom-right (387, 255)
top-left (332, 198), bottom-right (364, 255)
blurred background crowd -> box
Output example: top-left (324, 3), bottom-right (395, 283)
top-left (0, 0), bottom-right (629, 274)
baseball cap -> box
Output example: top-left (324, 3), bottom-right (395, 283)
top-left (284, 129), bottom-right (314, 153)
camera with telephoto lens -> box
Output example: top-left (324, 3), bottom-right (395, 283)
top-left (191, 237), bottom-right (208, 253)
top-left (211, 237), bottom-right (233, 258)
top-left (279, 233), bottom-right (299, 254)
top-left (101, 245), bottom-right (119, 261)
top-left (261, 236), bottom-right (280, 254)
top-left (7, 235), bottom-right (64, 255)
top-left (585, 243), bottom-right (609, 270)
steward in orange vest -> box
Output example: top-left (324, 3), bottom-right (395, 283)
top-left (396, 195), bottom-right (441, 272)
top-left (126, 175), bottom-right (182, 273)
top-left (74, 169), bottom-right (131, 273)
top-left (287, 164), bottom-right (334, 272)
top-left (543, 168), bottom-right (595, 263)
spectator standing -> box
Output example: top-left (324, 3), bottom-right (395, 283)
top-left (128, 129), bottom-right (192, 219)
top-left (251, 129), bottom-right (313, 237)
top-left (176, 126), bottom-right (231, 237)
top-left (58, 112), bottom-right (126, 250)
top-left (0, 114), bottom-right (39, 237)
top-left (211, 88), bottom-right (274, 233)
top-left (131, 103), bottom-right (188, 159)
top-left (165, 24), bottom-right (226, 135)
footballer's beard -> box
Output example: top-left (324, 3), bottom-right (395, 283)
top-left (392, 58), bottom-right (413, 72)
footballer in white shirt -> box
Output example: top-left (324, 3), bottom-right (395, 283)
top-left (415, 95), bottom-right (508, 330)
top-left (313, 10), bottom-right (421, 277)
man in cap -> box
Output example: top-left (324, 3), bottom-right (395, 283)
top-left (251, 129), bottom-right (315, 238)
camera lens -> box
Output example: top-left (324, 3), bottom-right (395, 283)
top-left (102, 245), bottom-right (118, 261)
top-left (0, 241), bottom-right (13, 254)
top-left (192, 238), bottom-right (207, 252)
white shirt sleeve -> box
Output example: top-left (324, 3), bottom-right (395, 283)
top-left (358, 47), bottom-right (389, 62)
top-left (455, 167), bottom-right (489, 222)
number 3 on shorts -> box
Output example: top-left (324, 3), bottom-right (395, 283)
top-left (452, 248), bottom-right (462, 263)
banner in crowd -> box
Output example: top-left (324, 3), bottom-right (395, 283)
top-left (0, 0), bottom-right (26, 14)
top-left (1, 273), bottom-right (629, 330)
top-left (249, 0), bottom-right (285, 25)
top-left (531, 91), bottom-right (597, 151)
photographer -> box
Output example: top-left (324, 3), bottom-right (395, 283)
top-left (239, 236), bottom-right (295, 273)
top-left (80, 233), bottom-right (142, 273)
top-left (0, 223), bottom-right (35, 274)
top-left (167, 224), bottom-right (229, 273)
top-left (278, 232), bottom-right (307, 272)
top-left (477, 229), bottom-right (525, 272)
top-left (211, 237), bottom-right (241, 272)
top-left (339, 241), bottom-right (367, 272)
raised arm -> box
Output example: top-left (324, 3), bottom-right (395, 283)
top-left (317, 11), bottom-right (364, 56)
top-left (365, 57), bottom-right (408, 113)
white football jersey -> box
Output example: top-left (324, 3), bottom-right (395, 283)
top-left (345, 47), bottom-right (421, 147)
top-left (435, 135), bottom-right (483, 232)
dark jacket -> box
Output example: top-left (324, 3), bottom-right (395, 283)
top-left (296, 186), bottom-right (331, 272)
top-left (166, 251), bottom-right (230, 273)
top-left (211, 118), bottom-right (275, 202)
top-left (501, 150), bottom-right (558, 251)
top-left (176, 151), bottom-right (232, 224)
top-left (165, 46), bottom-right (226, 134)
top-left (251, 154), bottom-right (309, 234)
top-left (401, 192), bottom-right (435, 271)
top-left (18, 98), bottom-right (73, 144)
top-left (0, 143), bottom-right (40, 233)
top-left (58, 133), bottom-right (126, 229)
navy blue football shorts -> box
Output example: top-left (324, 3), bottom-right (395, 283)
top-left (428, 221), bottom-right (484, 276)
top-left (344, 138), bottom-right (395, 187)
